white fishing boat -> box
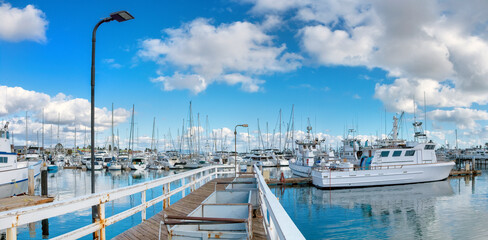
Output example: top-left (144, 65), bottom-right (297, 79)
top-left (0, 122), bottom-right (42, 198)
top-left (129, 156), bottom-right (147, 170)
top-left (289, 126), bottom-right (320, 177)
top-left (312, 118), bottom-right (455, 189)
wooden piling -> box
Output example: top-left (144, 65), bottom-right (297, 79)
top-left (41, 169), bottom-right (48, 196)
top-left (28, 168), bottom-right (35, 196)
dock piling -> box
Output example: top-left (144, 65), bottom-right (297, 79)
top-left (41, 168), bottom-right (48, 196)
top-left (28, 168), bottom-right (35, 196)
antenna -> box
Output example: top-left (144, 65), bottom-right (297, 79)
top-left (424, 91), bottom-right (427, 134)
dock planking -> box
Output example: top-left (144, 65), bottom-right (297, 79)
top-left (0, 195), bottom-right (54, 211)
top-left (114, 177), bottom-right (267, 240)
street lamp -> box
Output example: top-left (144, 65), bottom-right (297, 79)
top-left (234, 124), bottom-right (248, 177)
top-left (90, 10), bottom-right (133, 230)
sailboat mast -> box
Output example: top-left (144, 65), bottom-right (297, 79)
top-left (197, 113), bottom-right (200, 155)
top-left (57, 113), bottom-right (60, 144)
top-left (111, 103), bottom-right (114, 154)
top-left (279, 109), bottom-right (282, 151)
top-left (42, 109), bottom-right (44, 156)
top-left (25, 111), bottom-right (28, 149)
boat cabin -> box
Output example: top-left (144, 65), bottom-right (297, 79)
top-left (359, 143), bottom-right (437, 168)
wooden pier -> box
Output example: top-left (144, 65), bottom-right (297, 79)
top-left (114, 177), bottom-right (267, 240)
top-left (0, 196), bottom-right (54, 212)
top-left (266, 177), bottom-right (312, 186)
top-left (449, 169), bottom-right (482, 176)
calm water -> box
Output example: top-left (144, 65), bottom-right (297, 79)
top-left (13, 167), bottom-right (488, 239)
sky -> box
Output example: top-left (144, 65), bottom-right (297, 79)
top-left (2, 0), bottom-right (488, 152)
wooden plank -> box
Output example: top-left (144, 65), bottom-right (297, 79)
top-left (0, 195), bottom-right (54, 211)
top-left (113, 178), bottom-right (235, 240)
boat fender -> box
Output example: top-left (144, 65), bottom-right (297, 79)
top-left (280, 172), bottom-right (285, 183)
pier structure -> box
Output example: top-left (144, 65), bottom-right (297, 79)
top-left (0, 165), bottom-right (304, 240)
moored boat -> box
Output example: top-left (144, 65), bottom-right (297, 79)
top-left (0, 122), bottom-right (42, 198)
top-left (312, 118), bottom-right (455, 189)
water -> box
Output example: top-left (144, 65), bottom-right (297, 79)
top-left (15, 169), bottom-right (187, 239)
top-left (12, 167), bottom-right (488, 239)
top-left (272, 169), bottom-right (488, 239)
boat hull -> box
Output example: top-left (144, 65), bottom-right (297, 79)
top-left (312, 162), bottom-right (455, 189)
top-left (0, 161), bottom-right (42, 198)
top-left (289, 163), bottom-right (312, 177)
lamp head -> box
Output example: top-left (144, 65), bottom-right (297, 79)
top-left (242, 124), bottom-right (248, 127)
top-left (110, 11), bottom-right (134, 22)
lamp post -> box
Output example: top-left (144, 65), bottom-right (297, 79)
top-left (90, 10), bottom-right (133, 231)
top-left (234, 124), bottom-right (248, 177)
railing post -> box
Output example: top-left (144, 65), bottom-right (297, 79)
top-left (6, 227), bottom-right (16, 240)
top-left (141, 190), bottom-right (146, 221)
top-left (99, 203), bottom-right (106, 240)
top-left (181, 178), bottom-right (186, 198)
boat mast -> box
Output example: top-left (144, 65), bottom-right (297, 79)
top-left (42, 109), bottom-right (44, 157)
top-left (279, 109), bottom-right (282, 151)
top-left (25, 111), bottom-right (28, 150)
top-left (111, 103), bottom-right (114, 155)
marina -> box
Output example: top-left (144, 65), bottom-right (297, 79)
top-left (4, 0), bottom-right (488, 239)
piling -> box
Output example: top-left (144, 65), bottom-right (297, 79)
top-left (42, 219), bottom-right (49, 237)
top-left (41, 168), bottom-right (48, 197)
top-left (472, 157), bottom-right (476, 170)
top-left (28, 168), bottom-right (35, 196)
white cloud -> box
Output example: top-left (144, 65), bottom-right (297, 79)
top-left (428, 108), bottom-right (488, 130)
top-left (245, 0), bottom-right (488, 129)
top-left (0, 2), bottom-right (48, 42)
top-left (0, 85), bottom-right (131, 138)
top-left (139, 18), bottom-right (301, 93)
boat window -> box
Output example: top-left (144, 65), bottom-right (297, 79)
top-left (380, 151), bottom-right (390, 157)
top-left (424, 145), bottom-right (435, 150)
top-left (0, 157), bottom-right (7, 163)
top-left (0, 131), bottom-right (4, 138)
top-left (405, 150), bottom-right (415, 156)
top-left (393, 151), bottom-right (402, 157)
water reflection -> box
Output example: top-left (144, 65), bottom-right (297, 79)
top-left (274, 181), bottom-right (457, 239)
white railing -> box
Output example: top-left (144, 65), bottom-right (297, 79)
top-left (253, 165), bottom-right (305, 240)
top-left (0, 165), bottom-right (234, 240)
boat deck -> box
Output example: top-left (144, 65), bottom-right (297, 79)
top-left (113, 177), bottom-right (267, 240)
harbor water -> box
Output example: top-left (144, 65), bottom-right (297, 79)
top-left (12, 167), bottom-right (488, 239)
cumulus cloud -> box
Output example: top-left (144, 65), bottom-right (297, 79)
top-left (0, 85), bottom-right (131, 138)
top-left (244, 1), bottom-right (488, 124)
top-left (139, 18), bottom-right (301, 93)
top-left (428, 108), bottom-right (488, 130)
top-left (0, 2), bottom-right (48, 42)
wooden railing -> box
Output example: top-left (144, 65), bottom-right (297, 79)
top-left (0, 165), bottom-right (234, 240)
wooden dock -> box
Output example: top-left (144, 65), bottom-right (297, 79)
top-left (113, 177), bottom-right (267, 240)
top-left (449, 169), bottom-right (482, 176)
top-left (265, 177), bottom-right (312, 186)
top-left (0, 195), bottom-right (54, 212)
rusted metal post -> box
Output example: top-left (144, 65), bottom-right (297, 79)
top-left (99, 203), bottom-right (106, 240)
top-left (6, 227), bottom-right (16, 240)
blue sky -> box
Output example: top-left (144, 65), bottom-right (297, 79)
top-left (2, 0), bottom-right (488, 151)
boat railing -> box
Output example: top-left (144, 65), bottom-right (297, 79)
top-left (0, 165), bottom-right (234, 240)
top-left (253, 165), bottom-right (305, 240)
